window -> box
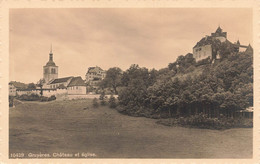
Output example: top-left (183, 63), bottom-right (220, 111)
top-left (44, 68), bottom-right (49, 74)
top-left (51, 68), bottom-right (56, 74)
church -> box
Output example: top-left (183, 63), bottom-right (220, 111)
top-left (42, 47), bottom-right (87, 95)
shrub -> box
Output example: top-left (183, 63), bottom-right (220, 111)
top-left (157, 113), bottom-right (253, 129)
top-left (108, 95), bottom-right (117, 108)
top-left (40, 95), bottom-right (56, 102)
top-left (48, 95), bottom-right (56, 101)
top-left (40, 96), bottom-right (48, 102)
top-left (99, 91), bottom-right (107, 106)
top-left (92, 98), bottom-right (99, 108)
top-left (9, 96), bottom-right (14, 107)
top-left (18, 94), bottom-right (40, 101)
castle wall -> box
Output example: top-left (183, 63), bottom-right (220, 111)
top-left (193, 44), bottom-right (212, 61)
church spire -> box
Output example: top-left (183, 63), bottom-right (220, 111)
top-left (49, 44), bottom-right (53, 62)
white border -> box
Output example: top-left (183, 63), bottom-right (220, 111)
top-left (1, 0), bottom-right (259, 163)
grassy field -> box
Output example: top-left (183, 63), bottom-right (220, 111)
top-left (9, 99), bottom-right (252, 158)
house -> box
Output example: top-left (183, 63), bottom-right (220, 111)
top-left (9, 81), bottom-right (28, 96)
top-left (85, 66), bottom-right (106, 88)
top-left (67, 76), bottom-right (86, 95)
top-left (47, 76), bottom-right (73, 89)
top-left (193, 26), bottom-right (252, 62)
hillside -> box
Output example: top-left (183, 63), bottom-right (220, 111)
top-left (117, 48), bottom-right (253, 123)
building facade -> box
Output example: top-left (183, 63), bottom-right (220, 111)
top-left (85, 66), bottom-right (106, 87)
top-left (9, 81), bottom-right (28, 96)
top-left (67, 76), bottom-right (87, 95)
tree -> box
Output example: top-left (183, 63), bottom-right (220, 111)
top-left (108, 95), bottom-right (117, 108)
top-left (27, 83), bottom-right (36, 89)
top-left (100, 67), bottom-right (122, 94)
top-left (92, 98), bottom-right (99, 108)
top-left (99, 91), bottom-right (107, 106)
top-left (37, 79), bottom-right (45, 96)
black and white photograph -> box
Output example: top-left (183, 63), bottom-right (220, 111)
top-left (7, 7), bottom-right (254, 159)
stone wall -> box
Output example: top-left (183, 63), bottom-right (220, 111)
top-left (193, 44), bottom-right (212, 61)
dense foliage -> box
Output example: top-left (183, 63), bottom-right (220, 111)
top-left (99, 67), bottom-right (123, 94)
top-left (114, 50), bottom-right (253, 119)
top-left (16, 94), bottom-right (56, 102)
top-left (157, 113), bottom-right (253, 130)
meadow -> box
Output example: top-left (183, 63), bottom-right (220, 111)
top-left (9, 99), bottom-right (252, 158)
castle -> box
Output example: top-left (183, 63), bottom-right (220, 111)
top-left (193, 26), bottom-right (253, 62)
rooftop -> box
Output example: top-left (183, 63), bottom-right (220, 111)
top-left (68, 76), bottom-right (86, 87)
top-left (45, 52), bottom-right (57, 67)
top-left (9, 81), bottom-right (28, 89)
top-left (49, 76), bottom-right (73, 84)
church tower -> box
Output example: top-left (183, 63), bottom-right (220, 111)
top-left (43, 45), bottom-right (58, 83)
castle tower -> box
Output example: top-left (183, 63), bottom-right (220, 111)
top-left (43, 45), bottom-right (58, 83)
top-left (211, 26), bottom-right (227, 42)
top-left (245, 44), bottom-right (253, 54)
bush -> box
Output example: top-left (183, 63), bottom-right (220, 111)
top-left (108, 95), bottom-right (117, 108)
top-left (92, 98), bottom-right (99, 108)
top-left (18, 94), bottom-right (40, 101)
top-left (48, 95), bottom-right (56, 101)
top-left (9, 96), bottom-right (14, 107)
top-left (157, 113), bottom-right (253, 130)
top-left (40, 95), bottom-right (56, 102)
top-left (40, 96), bottom-right (48, 102)
top-left (99, 91), bottom-right (107, 106)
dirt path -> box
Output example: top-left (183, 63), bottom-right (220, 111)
top-left (9, 99), bottom-right (252, 158)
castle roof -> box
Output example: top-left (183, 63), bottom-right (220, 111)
top-left (49, 76), bottom-right (73, 84)
top-left (245, 44), bottom-right (253, 54)
top-left (216, 26), bottom-right (222, 33)
top-left (193, 36), bottom-right (214, 48)
top-left (68, 76), bottom-right (86, 87)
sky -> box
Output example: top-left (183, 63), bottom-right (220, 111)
top-left (9, 8), bottom-right (253, 83)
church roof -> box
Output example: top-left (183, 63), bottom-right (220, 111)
top-left (49, 76), bottom-right (73, 84)
top-left (68, 77), bottom-right (86, 87)
top-left (45, 51), bottom-right (57, 67)
top-left (45, 61), bottom-right (56, 67)
top-left (46, 60), bottom-right (56, 66)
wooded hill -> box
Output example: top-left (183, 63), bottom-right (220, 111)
top-left (100, 47), bottom-right (253, 119)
